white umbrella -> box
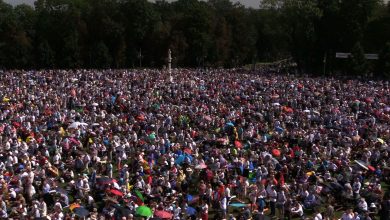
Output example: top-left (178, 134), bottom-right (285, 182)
top-left (92, 103), bottom-right (99, 107)
top-left (312, 111), bottom-right (320, 115)
top-left (68, 122), bottom-right (88, 129)
top-left (68, 122), bottom-right (80, 129)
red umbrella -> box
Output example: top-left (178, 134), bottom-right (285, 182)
top-left (365, 97), bottom-right (374, 103)
top-left (234, 140), bottom-right (243, 149)
top-left (183, 148), bottom-right (192, 155)
top-left (272, 149), bottom-right (281, 157)
top-left (154, 210), bottom-right (173, 219)
top-left (283, 107), bottom-right (293, 113)
top-left (12, 122), bottom-right (21, 128)
top-left (137, 114), bottom-right (145, 121)
top-left (279, 173), bottom-right (285, 186)
top-left (368, 165), bottom-right (376, 172)
top-left (108, 189), bottom-right (124, 197)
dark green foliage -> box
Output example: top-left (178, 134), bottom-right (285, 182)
top-left (349, 42), bottom-right (368, 76)
top-left (0, 0), bottom-right (388, 78)
top-left (376, 42), bottom-right (390, 78)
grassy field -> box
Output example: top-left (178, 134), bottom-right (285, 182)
top-left (60, 160), bottom-right (389, 219)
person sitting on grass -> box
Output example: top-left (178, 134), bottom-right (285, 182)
top-left (340, 208), bottom-right (355, 220)
top-left (304, 190), bottom-right (318, 209)
top-left (290, 201), bottom-right (304, 219)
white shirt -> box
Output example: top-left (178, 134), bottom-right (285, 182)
top-left (267, 187), bottom-right (277, 202)
top-left (314, 213), bottom-right (323, 220)
top-left (341, 213), bottom-right (354, 220)
top-left (9, 190), bottom-right (16, 199)
top-left (225, 187), bottom-right (231, 197)
top-left (358, 200), bottom-right (368, 211)
top-left (291, 204), bottom-right (303, 216)
top-left (220, 197), bottom-right (227, 210)
top-left (201, 203), bottom-right (208, 214)
top-left (39, 201), bottom-right (47, 217)
top-left (173, 206), bottom-right (181, 220)
top-left (43, 183), bottom-right (51, 194)
top-left (353, 181), bottom-right (361, 193)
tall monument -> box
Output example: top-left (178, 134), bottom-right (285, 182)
top-left (168, 49), bottom-right (172, 82)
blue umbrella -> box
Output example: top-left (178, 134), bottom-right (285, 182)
top-left (73, 207), bottom-right (90, 217)
top-left (111, 96), bottom-right (117, 104)
top-left (186, 206), bottom-right (197, 216)
top-left (229, 203), bottom-right (247, 208)
top-left (175, 155), bottom-right (185, 165)
top-left (103, 137), bottom-right (109, 145)
top-left (239, 165), bottom-right (244, 174)
top-left (175, 155), bottom-right (193, 165)
top-left (226, 122), bottom-right (235, 127)
top-left (185, 155), bottom-right (193, 162)
top-left (275, 126), bottom-right (284, 133)
top-left (249, 161), bottom-right (254, 171)
top-left (114, 205), bottom-right (132, 218)
top-left (187, 195), bottom-right (194, 202)
top-left (55, 187), bottom-right (68, 195)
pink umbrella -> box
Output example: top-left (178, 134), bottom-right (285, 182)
top-left (204, 115), bottom-right (212, 121)
top-left (195, 163), bottom-right (207, 169)
top-left (154, 210), bottom-right (173, 219)
top-left (217, 138), bottom-right (228, 145)
top-left (70, 88), bottom-right (76, 97)
top-left (69, 137), bottom-right (80, 145)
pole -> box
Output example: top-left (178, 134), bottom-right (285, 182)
top-left (323, 52), bottom-right (327, 76)
top-left (139, 48), bottom-right (142, 68)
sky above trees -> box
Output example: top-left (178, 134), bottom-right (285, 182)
top-left (4, 0), bottom-right (261, 8)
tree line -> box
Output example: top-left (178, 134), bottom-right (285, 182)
top-left (0, 0), bottom-right (389, 77)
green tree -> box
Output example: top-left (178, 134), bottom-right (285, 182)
top-left (169, 0), bottom-right (214, 67)
top-left (349, 42), bottom-right (368, 76)
top-left (376, 42), bottom-right (390, 78)
top-left (120, 0), bottom-right (160, 67)
top-left (36, 40), bottom-right (55, 68)
top-left (0, 0), bottom-right (389, 71)
top-left (281, 0), bottom-right (323, 72)
top-left (0, 1), bottom-right (33, 68)
top-left (89, 41), bottom-right (112, 68)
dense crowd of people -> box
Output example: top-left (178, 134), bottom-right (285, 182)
top-left (0, 69), bottom-right (389, 220)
